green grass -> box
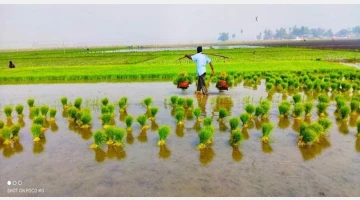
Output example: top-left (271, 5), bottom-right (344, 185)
top-left (0, 47), bottom-right (358, 83)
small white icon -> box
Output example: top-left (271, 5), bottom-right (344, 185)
top-left (18, 181), bottom-right (22, 185)
top-left (7, 181), bottom-right (11, 186)
top-left (12, 181), bottom-right (17, 186)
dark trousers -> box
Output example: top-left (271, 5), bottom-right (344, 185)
top-left (197, 73), bottom-right (207, 92)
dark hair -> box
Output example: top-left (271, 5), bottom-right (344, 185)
top-left (9, 61), bottom-right (12, 63)
top-left (197, 46), bottom-right (202, 53)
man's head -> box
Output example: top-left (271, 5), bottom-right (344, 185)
top-left (197, 46), bottom-right (202, 53)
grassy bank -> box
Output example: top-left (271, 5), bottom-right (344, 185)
top-left (0, 47), bottom-right (359, 83)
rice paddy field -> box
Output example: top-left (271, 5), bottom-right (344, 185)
top-left (1, 46), bottom-right (360, 197)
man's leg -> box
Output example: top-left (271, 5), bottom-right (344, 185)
top-left (200, 73), bottom-right (208, 95)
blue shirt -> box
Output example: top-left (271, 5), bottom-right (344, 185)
top-left (191, 53), bottom-right (211, 76)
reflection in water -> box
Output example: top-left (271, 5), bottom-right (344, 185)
top-left (282, 93), bottom-right (287, 101)
top-left (176, 124), bottom-right (184, 138)
top-left (18, 117), bottom-right (25, 128)
top-left (78, 128), bottom-right (92, 140)
top-left (196, 94), bottom-right (209, 116)
top-left (44, 119), bottom-right (50, 129)
top-left (13, 141), bottom-right (24, 153)
top-left (213, 96), bottom-right (233, 116)
top-left (94, 148), bottom-right (106, 163)
top-left (247, 119), bottom-right (255, 130)
top-left (299, 137), bottom-right (331, 161)
top-left (126, 131), bottom-right (134, 144)
top-left (267, 92), bottom-right (273, 101)
top-left (159, 145), bottom-right (171, 159)
top-left (219, 121), bottom-right (228, 132)
top-left (106, 145), bottom-right (127, 160)
top-left (110, 117), bottom-right (116, 126)
top-left (199, 147), bottom-right (215, 165)
top-left (119, 112), bottom-right (127, 122)
top-left (3, 145), bottom-right (14, 158)
top-left (62, 110), bottom-right (68, 118)
top-left (193, 121), bottom-right (201, 133)
top-left (33, 142), bottom-right (45, 154)
top-left (232, 146), bottom-right (243, 162)
top-left (151, 121), bottom-right (159, 131)
top-left (50, 122), bottom-right (59, 132)
top-left (278, 117), bottom-right (291, 129)
top-left (186, 110), bottom-right (194, 120)
top-left (356, 137), bottom-right (360, 153)
top-left (6, 119), bottom-right (13, 127)
top-left (261, 142), bottom-right (273, 154)
top-left (254, 118), bottom-right (262, 130)
top-left (137, 131), bottom-right (148, 143)
top-left (242, 128), bottom-right (249, 140)
top-left (292, 120), bottom-right (301, 133)
top-left (338, 121), bottom-right (349, 134)
top-left (349, 114), bottom-right (358, 127)
top-left (304, 116), bottom-right (311, 124)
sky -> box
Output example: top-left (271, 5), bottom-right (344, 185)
top-left (0, 4), bottom-right (359, 49)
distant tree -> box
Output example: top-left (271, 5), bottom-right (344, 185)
top-left (275, 28), bottom-right (287, 39)
top-left (218, 32), bottom-right (230, 42)
top-left (311, 28), bottom-right (325, 38)
top-left (324, 29), bottom-right (333, 38)
top-left (352, 26), bottom-right (360, 37)
top-left (232, 33), bottom-right (236, 39)
top-left (336, 29), bottom-right (350, 37)
top-left (263, 29), bottom-right (273, 40)
top-left (256, 32), bottom-right (262, 40)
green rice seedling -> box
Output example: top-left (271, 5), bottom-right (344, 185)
top-left (89, 130), bottom-right (107, 149)
top-left (105, 126), bottom-right (117, 145)
top-left (175, 110), bottom-right (185, 125)
top-left (350, 100), bottom-right (359, 115)
top-left (118, 99), bottom-right (127, 112)
top-left (15, 104), bottom-right (24, 117)
top-left (260, 101), bottom-right (271, 119)
top-left (229, 117), bottom-right (240, 130)
top-left (245, 104), bottom-right (255, 117)
top-left (177, 98), bottom-right (185, 107)
top-left (185, 98), bottom-right (194, 109)
top-left (281, 82), bottom-right (288, 90)
top-left (240, 113), bottom-right (250, 128)
top-left (79, 112), bottom-right (92, 129)
top-left (67, 107), bottom-right (78, 122)
top-left (27, 98), bottom-right (35, 108)
top-left (137, 115), bottom-right (150, 131)
top-left (229, 128), bottom-right (243, 146)
top-left (31, 124), bottom-right (42, 142)
top-left (10, 124), bottom-right (21, 142)
top-left (60, 96), bottom-right (68, 109)
top-left (318, 94), bottom-right (330, 105)
top-left (331, 83), bottom-right (339, 91)
top-left (193, 107), bottom-right (202, 122)
top-left (125, 115), bottom-right (133, 131)
top-left (74, 97), bottom-right (82, 109)
top-left (120, 97), bottom-right (128, 105)
top-left (101, 113), bottom-right (112, 128)
top-left (101, 105), bottom-right (110, 115)
top-left (0, 120), bottom-right (4, 129)
top-left (1, 127), bottom-right (12, 145)
top-left (101, 97), bottom-right (109, 106)
top-left (308, 122), bottom-right (324, 142)
top-left (336, 99), bottom-right (346, 111)
top-left (218, 108), bottom-right (228, 121)
top-left (293, 103), bottom-right (304, 120)
top-left (157, 125), bottom-right (171, 146)
top-left (266, 83), bottom-right (273, 91)
top-left (107, 104), bottom-right (115, 116)
top-left (30, 107), bottom-right (40, 118)
top-left (293, 94), bottom-right (301, 104)
top-left (261, 123), bottom-right (274, 143)
top-left (203, 117), bottom-right (213, 127)
top-left (49, 108), bottom-right (57, 122)
top-left (278, 101), bottom-right (291, 118)
top-left (318, 118), bottom-right (332, 135)
top-left (255, 106), bottom-right (264, 118)
top-left (304, 102), bottom-right (313, 117)
top-left (298, 127), bottom-right (317, 146)
top-left (143, 97), bottom-right (153, 109)
top-left (33, 116), bottom-right (44, 127)
top-left (316, 102), bottom-right (327, 117)
top-left (150, 107), bottom-right (159, 121)
top-left (40, 105), bottom-right (49, 117)
top-left (170, 96), bottom-right (178, 106)
top-left (4, 105), bottom-right (13, 118)
top-left (305, 80), bottom-right (314, 91)
top-left (113, 127), bottom-right (126, 147)
top-left (197, 126), bottom-right (214, 150)
top-left (339, 105), bottom-right (350, 121)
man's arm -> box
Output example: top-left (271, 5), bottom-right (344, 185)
top-left (184, 54), bottom-right (193, 60)
top-left (209, 62), bottom-right (214, 75)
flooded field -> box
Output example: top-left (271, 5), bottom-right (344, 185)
top-left (0, 81), bottom-right (360, 197)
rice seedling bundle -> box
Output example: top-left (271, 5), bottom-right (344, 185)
top-left (1, 127), bottom-right (12, 145)
top-left (261, 123), bottom-right (274, 143)
top-left (30, 107), bottom-right (40, 118)
top-left (157, 125), bottom-right (171, 146)
top-left (137, 115), bottom-right (150, 131)
top-left (107, 104), bottom-right (115, 116)
top-left (31, 124), bottom-right (42, 142)
top-left (245, 104), bottom-right (255, 117)
top-left (40, 105), bottom-right (49, 117)
top-left (304, 102), bottom-right (313, 117)
top-left (74, 97), bottom-right (82, 109)
top-left (101, 97), bottom-right (109, 106)
top-left (60, 96), bottom-right (68, 109)
top-left (278, 101), bottom-right (291, 117)
top-left (203, 117), bottom-right (213, 127)
top-left (150, 107), bottom-right (159, 120)
top-left (49, 108), bottom-right (57, 122)
top-left (113, 127), bottom-right (126, 147)
top-left (293, 103), bottom-right (304, 120)
top-left (90, 130), bottom-right (107, 149)
top-left (27, 98), bottom-right (35, 108)
top-left (197, 126), bottom-right (214, 150)
top-left (10, 124), bottom-right (21, 142)
top-left (0, 120), bottom-right (4, 129)
top-left (33, 116), bottom-right (45, 126)
top-left (339, 105), bottom-right (350, 121)
top-left (125, 115), bottom-right (133, 131)
top-left (254, 106), bottom-right (264, 118)
top-left (175, 110), bottom-right (185, 125)
top-left (316, 102), bottom-right (327, 117)
top-left (318, 94), bottom-right (330, 105)
top-left (193, 107), bottom-right (202, 122)
top-left (218, 108), bottom-right (228, 121)
top-left (4, 105), bottom-right (13, 118)
top-left (266, 83), bottom-right (273, 91)
top-left (293, 94), bottom-right (301, 104)
top-left (101, 113), bottom-right (112, 128)
top-left (240, 113), bottom-right (250, 127)
top-left (79, 112), bottom-right (92, 129)
top-left (317, 118), bottom-right (332, 135)
top-left (143, 97), bottom-right (153, 109)
top-left (229, 117), bottom-right (240, 130)
top-left (185, 98), bottom-right (194, 109)
top-left (260, 101), bottom-right (271, 118)
top-left (118, 98), bottom-right (127, 112)
top-left (229, 128), bottom-right (243, 146)
top-left (170, 96), bottom-right (179, 106)
top-left (67, 107), bottom-right (78, 122)
top-left (350, 100), bottom-right (359, 115)
top-left (15, 104), bottom-right (24, 117)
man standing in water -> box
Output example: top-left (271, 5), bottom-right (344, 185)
top-left (185, 46), bottom-right (214, 95)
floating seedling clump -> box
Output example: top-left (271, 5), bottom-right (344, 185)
top-left (31, 124), bottom-right (42, 142)
top-left (218, 107), bottom-right (228, 121)
top-left (40, 105), bottom-right (49, 118)
top-left (101, 97), bottom-right (109, 106)
top-left (170, 96), bottom-right (178, 106)
top-left (245, 104), bottom-right (255, 117)
top-left (185, 98), bottom-right (194, 110)
top-left (74, 97), bottom-right (83, 109)
top-left (49, 108), bottom-right (57, 122)
top-left (1, 127), bottom-right (12, 145)
top-left (137, 115), bottom-right (150, 131)
top-left (79, 112), bottom-right (92, 129)
top-left (229, 117), bottom-right (240, 131)
top-left (0, 120), bottom-right (4, 129)
top-left (175, 109), bottom-right (185, 125)
top-left (10, 124), bottom-right (21, 142)
top-left (67, 107), bottom-right (78, 122)
top-left (339, 105), bottom-right (350, 121)
top-left (125, 115), bottom-right (133, 132)
top-left (4, 105), bottom-right (13, 118)
top-left (293, 94), bottom-right (302, 104)
top-left (113, 127), bottom-right (126, 147)
top-left (278, 101), bottom-right (291, 118)
top-left (304, 102), bottom-right (313, 117)
top-left (350, 100), bottom-right (359, 115)
top-left (27, 98), bottom-right (35, 108)
top-left (15, 104), bottom-right (24, 118)
top-left (259, 101), bottom-right (271, 119)
top-left (149, 107), bottom-right (159, 121)
top-left (177, 98), bottom-right (185, 107)
top-left (193, 107), bottom-right (202, 122)
top-left (60, 96), bottom-right (68, 109)
top-left (240, 113), bottom-right (250, 128)
top-left (318, 94), bottom-right (330, 105)
top-left (197, 126), bottom-right (214, 150)
top-left (90, 130), bottom-right (107, 149)
top-left (316, 102), bottom-right (327, 117)
top-left (318, 118), bottom-right (332, 135)
top-left (293, 103), bottom-right (304, 121)
top-left (157, 125), bottom-right (171, 146)
top-left (118, 98), bottom-right (128, 112)
top-left (229, 128), bottom-right (243, 146)
top-left (101, 113), bottom-right (112, 129)
top-left (261, 123), bottom-right (274, 143)
top-left (203, 117), bottom-right (213, 127)
top-left (143, 97), bottom-right (153, 109)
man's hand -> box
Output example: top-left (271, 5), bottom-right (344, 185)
top-left (185, 54), bottom-right (192, 60)
top-left (212, 69), bottom-right (215, 75)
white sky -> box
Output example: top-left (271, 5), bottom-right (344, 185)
top-left (0, 4), bottom-right (359, 49)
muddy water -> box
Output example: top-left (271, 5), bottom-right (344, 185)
top-left (0, 81), bottom-right (359, 197)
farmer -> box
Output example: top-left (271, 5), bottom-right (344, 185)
top-left (185, 46), bottom-right (214, 95)
top-left (8, 61), bottom-right (15, 68)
